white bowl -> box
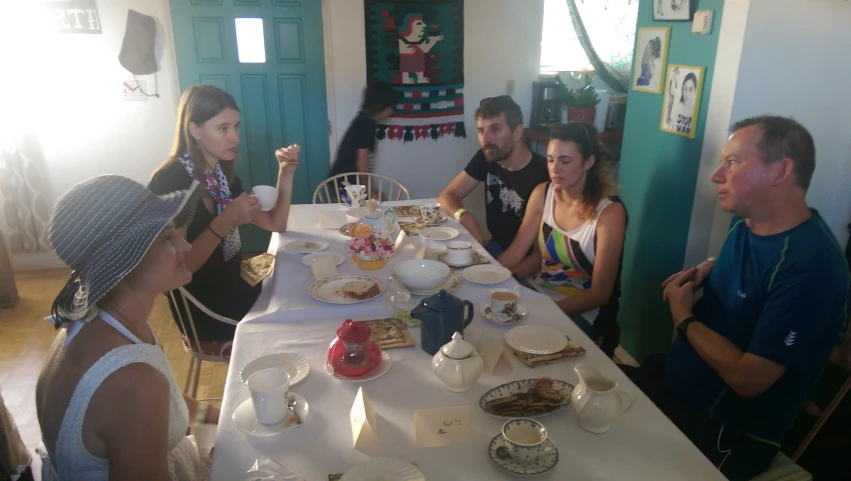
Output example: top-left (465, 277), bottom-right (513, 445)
top-left (346, 207), bottom-right (372, 223)
top-left (252, 185), bottom-right (278, 211)
top-left (394, 259), bottom-right (450, 291)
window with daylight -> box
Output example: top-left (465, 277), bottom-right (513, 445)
top-left (235, 18), bottom-right (266, 63)
top-left (540, 0), bottom-right (638, 76)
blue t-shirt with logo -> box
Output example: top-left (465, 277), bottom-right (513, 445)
top-left (665, 211), bottom-right (849, 444)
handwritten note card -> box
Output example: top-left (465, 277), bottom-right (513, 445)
top-left (309, 256), bottom-right (339, 280)
top-left (476, 332), bottom-right (511, 374)
top-left (350, 387), bottom-right (378, 447)
top-left (413, 406), bottom-right (471, 447)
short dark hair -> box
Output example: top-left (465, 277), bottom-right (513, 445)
top-left (475, 95), bottom-right (523, 130)
top-left (361, 81), bottom-right (398, 115)
top-left (731, 115), bottom-right (816, 190)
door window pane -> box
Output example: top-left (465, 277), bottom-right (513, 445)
top-left (235, 18), bottom-right (266, 63)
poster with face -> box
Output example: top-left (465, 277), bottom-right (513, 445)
top-left (660, 64), bottom-right (705, 139)
top-left (632, 27), bottom-right (670, 94)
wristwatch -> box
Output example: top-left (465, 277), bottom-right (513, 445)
top-left (677, 316), bottom-right (698, 340)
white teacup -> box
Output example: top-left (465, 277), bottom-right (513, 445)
top-left (252, 185), bottom-right (278, 211)
top-left (502, 418), bottom-right (551, 462)
top-left (446, 241), bottom-right (473, 266)
top-left (246, 367), bottom-right (290, 425)
top-left (420, 203), bottom-right (441, 224)
top-left (489, 287), bottom-right (520, 322)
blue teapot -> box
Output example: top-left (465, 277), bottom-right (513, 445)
top-left (412, 289), bottom-right (474, 356)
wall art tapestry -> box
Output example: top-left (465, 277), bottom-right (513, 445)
top-left (364, 0), bottom-right (466, 142)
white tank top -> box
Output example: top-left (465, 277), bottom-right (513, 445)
top-left (41, 309), bottom-right (207, 480)
top-left (532, 183), bottom-right (615, 323)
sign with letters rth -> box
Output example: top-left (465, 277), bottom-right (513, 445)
top-left (48, 0), bottom-right (102, 34)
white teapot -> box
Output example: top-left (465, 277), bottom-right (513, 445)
top-left (570, 363), bottom-right (634, 433)
top-left (431, 332), bottom-right (483, 392)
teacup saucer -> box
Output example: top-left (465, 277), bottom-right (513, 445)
top-left (481, 304), bottom-right (528, 325)
top-left (437, 251), bottom-right (484, 269)
top-left (233, 393), bottom-right (308, 438)
top-left (488, 435), bottom-right (558, 476)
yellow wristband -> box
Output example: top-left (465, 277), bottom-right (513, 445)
top-left (454, 208), bottom-right (468, 222)
top-left (195, 401), bottom-right (209, 426)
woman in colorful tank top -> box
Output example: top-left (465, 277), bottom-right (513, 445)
top-left (497, 122), bottom-right (627, 357)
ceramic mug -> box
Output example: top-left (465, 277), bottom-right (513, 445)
top-left (445, 241), bottom-right (473, 266)
top-left (246, 367), bottom-right (290, 425)
top-left (252, 185), bottom-right (278, 211)
top-left (420, 203), bottom-right (442, 224)
top-left (501, 418), bottom-right (552, 462)
top-left (489, 287), bottom-right (520, 322)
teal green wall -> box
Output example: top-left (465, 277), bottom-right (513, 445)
top-left (618, 0), bottom-right (725, 361)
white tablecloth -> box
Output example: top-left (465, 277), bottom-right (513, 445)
top-left (210, 201), bottom-right (725, 480)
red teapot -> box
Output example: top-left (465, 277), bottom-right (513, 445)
top-left (327, 319), bottom-right (382, 376)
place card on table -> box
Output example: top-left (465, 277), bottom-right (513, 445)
top-left (476, 332), bottom-right (512, 374)
top-left (350, 387), bottom-right (378, 447)
top-left (318, 211), bottom-right (346, 229)
top-left (413, 241), bottom-right (427, 260)
top-left (392, 228), bottom-right (412, 251)
top-left (413, 405), bottom-right (471, 447)
top-left (310, 255), bottom-right (339, 280)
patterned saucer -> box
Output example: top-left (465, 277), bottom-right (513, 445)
top-left (488, 434), bottom-right (558, 476)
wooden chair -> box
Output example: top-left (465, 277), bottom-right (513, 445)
top-left (312, 173), bottom-right (410, 204)
top-left (791, 332), bottom-right (851, 461)
top-left (166, 287), bottom-right (238, 398)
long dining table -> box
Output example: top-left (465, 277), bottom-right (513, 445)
top-left (208, 199), bottom-right (725, 480)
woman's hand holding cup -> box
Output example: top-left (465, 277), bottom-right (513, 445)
top-left (218, 193), bottom-right (261, 229)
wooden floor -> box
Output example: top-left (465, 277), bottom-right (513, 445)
top-left (0, 268), bottom-right (228, 461)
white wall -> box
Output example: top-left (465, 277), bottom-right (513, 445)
top-left (683, 0), bottom-right (751, 268)
top-left (687, 0), bottom-right (851, 264)
top-left (4, 0), bottom-right (181, 270)
top-left (325, 0), bottom-right (545, 214)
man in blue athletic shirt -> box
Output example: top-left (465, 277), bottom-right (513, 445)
top-left (622, 116), bottom-right (849, 480)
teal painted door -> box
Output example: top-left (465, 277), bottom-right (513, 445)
top-left (169, 0), bottom-right (330, 252)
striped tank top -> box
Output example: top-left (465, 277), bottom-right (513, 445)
top-left (531, 183), bottom-right (619, 323)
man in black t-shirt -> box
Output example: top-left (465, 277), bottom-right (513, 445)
top-left (439, 96), bottom-right (549, 258)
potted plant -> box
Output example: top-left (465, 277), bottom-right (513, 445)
top-left (556, 73), bottom-right (601, 124)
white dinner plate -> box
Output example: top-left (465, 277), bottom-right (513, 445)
top-left (325, 350), bottom-right (392, 382)
top-left (418, 226), bottom-right (459, 241)
top-left (309, 274), bottom-right (385, 304)
top-left (240, 353), bottom-right (310, 387)
top-left (233, 393), bottom-right (308, 438)
top-left (283, 239), bottom-right (329, 254)
top-left (341, 457), bottom-right (425, 481)
top-left (505, 325), bottom-right (569, 355)
top-left (301, 252), bottom-right (345, 267)
top-left (462, 264), bottom-right (512, 285)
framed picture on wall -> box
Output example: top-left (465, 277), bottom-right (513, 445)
top-left (660, 64), bottom-right (705, 139)
top-left (632, 27), bottom-right (670, 94)
top-left (653, 0), bottom-right (692, 21)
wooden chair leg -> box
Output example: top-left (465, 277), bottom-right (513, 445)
top-left (793, 374), bottom-right (851, 461)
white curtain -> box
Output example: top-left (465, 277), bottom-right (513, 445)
top-left (0, 134), bottom-right (52, 253)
